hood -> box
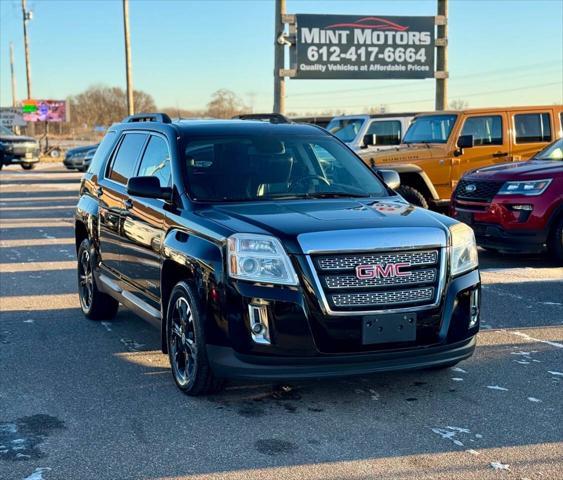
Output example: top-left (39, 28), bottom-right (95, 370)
top-left (466, 160), bottom-right (563, 181)
top-left (66, 144), bottom-right (98, 155)
top-left (0, 134), bottom-right (37, 144)
top-left (196, 197), bottom-right (450, 253)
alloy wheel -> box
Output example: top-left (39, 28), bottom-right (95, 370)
top-left (78, 249), bottom-right (93, 311)
top-left (169, 296), bottom-right (197, 387)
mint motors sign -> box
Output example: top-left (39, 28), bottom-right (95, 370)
top-left (295, 15), bottom-right (435, 79)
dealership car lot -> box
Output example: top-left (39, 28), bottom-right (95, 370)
top-left (1, 164), bottom-right (562, 480)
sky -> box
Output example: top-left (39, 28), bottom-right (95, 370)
top-left (1, 0), bottom-right (562, 114)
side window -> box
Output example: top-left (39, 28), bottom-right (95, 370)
top-left (514, 113), bottom-right (552, 143)
top-left (87, 131), bottom-right (116, 174)
top-left (461, 116), bottom-right (503, 146)
top-left (137, 136), bottom-right (172, 187)
top-left (107, 133), bottom-right (147, 184)
top-left (366, 120), bottom-right (402, 146)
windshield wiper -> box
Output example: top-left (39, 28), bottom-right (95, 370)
top-left (302, 192), bottom-right (372, 199)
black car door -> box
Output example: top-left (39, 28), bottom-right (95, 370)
top-left (97, 132), bottom-right (148, 276)
top-left (119, 134), bottom-right (172, 307)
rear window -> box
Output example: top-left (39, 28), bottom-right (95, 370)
top-left (514, 113), bottom-right (552, 143)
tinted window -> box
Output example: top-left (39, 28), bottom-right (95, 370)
top-left (403, 115), bottom-right (457, 144)
top-left (514, 113), bottom-right (552, 143)
top-left (184, 134), bottom-right (387, 202)
top-left (108, 133), bottom-right (147, 184)
top-left (137, 136), bottom-right (171, 187)
top-left (461, 116), bottom-right (503, 146)
top-left (366, 120), bottom-right (402, 146)
top-left (87, 132), bottom-right (116, 174)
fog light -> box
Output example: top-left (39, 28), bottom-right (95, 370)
top-left (248, 303), bottom-right (270, 344)
top-left (469, 289), bottom-right (480, 328)
top-left (509, 204), bottom-right (533, 211)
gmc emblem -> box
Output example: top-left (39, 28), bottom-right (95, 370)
top-left (355, 262), bottom-right (411, 279)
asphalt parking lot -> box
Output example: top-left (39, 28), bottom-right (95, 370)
top-left (1, 164), bottom-right (562, 480)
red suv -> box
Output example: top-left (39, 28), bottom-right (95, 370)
top-left (451, 138), bottom-right (563, 262)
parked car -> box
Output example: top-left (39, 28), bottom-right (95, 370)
top-left (0, 125), bottom-right (40, 170)
top-left (63, 144), bottom-right (98, 172)
top-left (292, 115), bottom-right (333, 128)
top-left (451, 138), bottom-right (563, 261)
top-left (75, 113), bottom-right (480, 395)
top-left (326, 113), bottom-right (415, 154)
top-left (368, 105), bottom-right (563, 209)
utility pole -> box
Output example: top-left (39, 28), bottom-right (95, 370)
top-left (122, 0), bottom-right (134, 116)
top-left (273, 0), bottom-right (286, 114)
top-left (9, 43), bottom-right (17, 107)
top-left (435, 0), bottom-right (448, 110)
top-left (21, 0), bottom-right (32, 100)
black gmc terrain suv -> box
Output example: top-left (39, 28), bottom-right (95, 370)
top-left (75, 113), bottom-right (481, 395)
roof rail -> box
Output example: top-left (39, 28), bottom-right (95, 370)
top-left (122, 113), bottom-right (172, 124)
top-left (233, 113), bottom-right (291, 124)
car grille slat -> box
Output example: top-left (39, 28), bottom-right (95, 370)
top-left (454, 179), bottom-right (504, 202)
top-left (312, 249), bottom-right (441, 312)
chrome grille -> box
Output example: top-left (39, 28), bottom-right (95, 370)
top-left (316, 250), bottom-right (438, 271)
top-left (311, 249), bottom-right (442, 312)
top-left (324, 268), bottom-right (436, 290)
top-left (332, 287), bottom-right (435, 308)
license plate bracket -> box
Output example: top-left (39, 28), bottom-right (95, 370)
top-left (456, 210), bottom-right (474, 226)
top-left (362, 313), bottom-right (417, 345)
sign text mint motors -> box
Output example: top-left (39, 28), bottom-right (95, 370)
top-left (295, 15), bottom-right (435, 79)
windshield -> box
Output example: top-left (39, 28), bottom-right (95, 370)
top-left (184, 134), bottom-right (388, 202)
top-left (326, 118), bottom-right (365, 143)
top-left (403, 114), bottom-right (457, 144)
top-left (0, 125), bottom-right (15, 136)
top-left (535, 138), bottom-right (563, 161)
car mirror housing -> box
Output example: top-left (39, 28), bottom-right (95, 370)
top-left (457, 135), bottom-right (474, 150)
top-left (362, 134), bottom-right (377, 148)
top-left (377, 169), bottom-right (401, 190)
top-left (127, 176), bottom-right (172, 201)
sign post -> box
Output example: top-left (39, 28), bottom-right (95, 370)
top-left (273, 0), bottom-right (287, 114)
top-left (435, 0), bottom-right (448, 110)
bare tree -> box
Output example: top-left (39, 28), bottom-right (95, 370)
top-left (68, 85), bottom-right (156, 128)
top-left (449, 99), bottom-right (469, 110)
top-left (206, 89), bottom-right (248, 119)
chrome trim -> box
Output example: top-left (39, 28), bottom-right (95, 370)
top-left (248, 304), bottom-right (271, 345)
top-left (298, 228), bottom-right (447, 254)
top-left (305, 247), bottom-right (448, 316)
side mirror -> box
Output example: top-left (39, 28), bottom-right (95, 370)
top-left (127, 176), bottom-right (172, 201)
top-left (457, 134), bottom-right (474, 150)
top-left (362, 134), bottom-right (377, 148)
top-left (376, 169), bottom-right (401, 191)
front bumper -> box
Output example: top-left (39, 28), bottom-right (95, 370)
top-left (63, 156), bottom-right (86, 169)
top-left (2, 154), bottom-right (39, 165)
top-left (209, 268), bottom-right (480, 380)
top-left (208, 336), bottom-right (476, 380)
top-left (472, 223), bottom-right (547, 253)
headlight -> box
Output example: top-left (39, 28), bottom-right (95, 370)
top-left (449, 223), bottom-right (478, 277)
top-left (498, 179), bottom-right (551, 196)
top-left (227, 233), bottom-right (299, 285)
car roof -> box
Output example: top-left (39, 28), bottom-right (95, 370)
top-left (146, 119), bottom-right (327, 137)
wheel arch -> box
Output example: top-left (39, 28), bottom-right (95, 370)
top-left (160, 229), bottom-right (225, 353)
top-left (390, 164), bottom-right (440, 202)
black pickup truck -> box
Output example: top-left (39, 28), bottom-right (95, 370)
top-left (75, 113), bottom-right (481, 395)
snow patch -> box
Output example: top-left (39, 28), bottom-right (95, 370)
top-left (24, 467), bottom-right (52, 480)
top-left (487, 385), bottom-right (508, 391)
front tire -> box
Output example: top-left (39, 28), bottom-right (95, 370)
top-left (22, 163), bottom-right (36, 170)
top-left (77, 238), bottom-right (119, 320)
top-left (397, 185), bottom-right (429, 208)
top-left (166, 281), bottom-right (223, 396)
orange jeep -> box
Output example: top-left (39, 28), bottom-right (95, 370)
top-left (361, 105), bottom-right (563, 208)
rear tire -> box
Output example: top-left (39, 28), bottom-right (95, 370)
top-left (166, 281), bottom-right (224, 396)
top-left (77, 238), bottom-right (119, 320)
top-left (22, 163), bottom-right (36, 170)
top-left (397, 185), bottom-right (429, 208)
top-left (548, 216), bottom-right (563, 264)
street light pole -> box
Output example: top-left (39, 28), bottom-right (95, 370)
top-left (21, 0), bottom-right (32, 100)
top-left (10, 42), bottom-right (17, 108)
top-left (123, 0), bottom-right (134, 116)
top-left (273, 0), bottom-right (286, 114)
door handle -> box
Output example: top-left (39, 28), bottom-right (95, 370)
top-left (96, 187), bottom-right (103, 197)
top-left (123, 199), bottom-right (133, 210)
top-left (492, 152), bottom-right (508, 158)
